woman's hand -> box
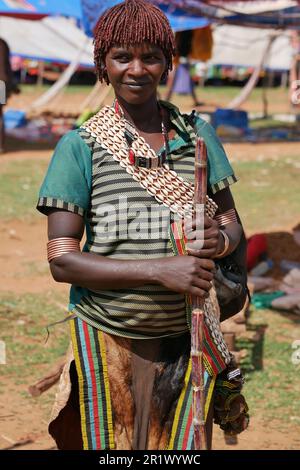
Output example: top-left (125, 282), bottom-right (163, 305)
top-left (185, 214), bottom-right (223, 259)
top-left (156, 255), bottom-right (215, 299)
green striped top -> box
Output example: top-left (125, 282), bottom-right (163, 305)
top-left (37, 101), bottom-right (237, 339)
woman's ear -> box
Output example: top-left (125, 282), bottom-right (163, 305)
top-left (100, 62), bottom-right (110, 85)
top-left (161, 70), bottom-right (168, 83)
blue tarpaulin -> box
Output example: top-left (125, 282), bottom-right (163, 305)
top-left (1, 0), bottom-right (298, 67)
top-left (152, 1), bottom-right (300, 30)
top-left (80, 0), bottom-right (210, 36)
top-left (0, 0), bottom-right (82, 20)
top-left (0, 0), bottom-right (209, 30)
top-left (224, 7), bottom-right (300, 29)
top-left (80, 1), bottom-right (300, 37)
top-left (1, 1), bottom-right (300, 30)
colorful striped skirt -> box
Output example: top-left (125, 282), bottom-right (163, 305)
top-left (49, 316), bottom-right (216, 450)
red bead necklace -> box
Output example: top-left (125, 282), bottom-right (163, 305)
top-left (114, 99), bottom-right (169, 169)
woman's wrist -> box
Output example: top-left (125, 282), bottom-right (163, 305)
top-left (215, 229), bottom-right (230, 258)
top-left (141, 259), bottom-right (162, 285)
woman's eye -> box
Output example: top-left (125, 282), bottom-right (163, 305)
top-left (113, 54), bottom-right (130, 62)
top-left (144, 55), bottom-right (159, 62)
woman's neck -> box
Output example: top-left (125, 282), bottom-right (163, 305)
top-left (115, 95), bottom-right (161, 132)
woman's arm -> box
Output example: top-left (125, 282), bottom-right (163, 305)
top-left (47, 209), bottom-right (215, 298)
top-left (212, 187), bottom-right (243, 256)
top-left (186, 187), bottom-right (243, 259)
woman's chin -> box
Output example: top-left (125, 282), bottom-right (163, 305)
top-left (116, 90), bottom-right (156, 106)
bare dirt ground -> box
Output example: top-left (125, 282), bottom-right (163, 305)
top-left (1, 385), bottom-right (298, 451)
top-left (1, 92), bottom-right (300, 450)
top-left (0, 218), bottom-right (67, 295)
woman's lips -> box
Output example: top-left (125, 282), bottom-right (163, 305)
top-left (124, 82), bottom-right (150, 89)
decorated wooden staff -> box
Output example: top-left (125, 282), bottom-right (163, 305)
top-left (191, 137), bottom-right (208, 450)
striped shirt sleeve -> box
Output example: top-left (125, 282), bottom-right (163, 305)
top-left (194, 116), bottom-right (237, 194)
top-left (37, 130), bottom-right (92, 216)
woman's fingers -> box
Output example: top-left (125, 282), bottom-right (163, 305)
top-left (198, 268), bottom-right (214, 282)
top-left (186, 226), bottom-right (219, 241)
top-left (190, 287), bottom-right (210, 298)
top-left (185, 214), bottom-right (213, 234)
top-left (185, 214), bottom-right (220, 259)
top-left (187, 247), bottom-right (217, 258)
top-left (193, 278), bottom-right (212, 290)
top-left (187, 238), bottom-right (218, 249)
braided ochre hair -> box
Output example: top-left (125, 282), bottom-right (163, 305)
top-left (94, 0), bottom-right (176, 83)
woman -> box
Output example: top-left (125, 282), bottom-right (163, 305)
top-left (37, 0), bottom-right (246, 450)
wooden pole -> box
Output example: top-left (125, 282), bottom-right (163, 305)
top-left (227, 34), bottom-right (276, 110)
top-left (191, 137), bottom-right (208, 450)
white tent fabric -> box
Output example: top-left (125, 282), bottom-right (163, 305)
top-left (215, 0), bottom-right (298, 14)
top-left (0, 15), bottom-right (294, 71)
top-left (0, 15), bottom-right (94, 67)
top-left (210, 24), bottom-right (293, 71)
top-left (27, 39), bottom-right (90, 112)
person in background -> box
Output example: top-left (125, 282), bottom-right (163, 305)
top-left (165, 27), bottom-right (213, 107)
top-left (165, 30), bottom-right (201, 107)
top-left (0, 37), bottom-right (19, 153)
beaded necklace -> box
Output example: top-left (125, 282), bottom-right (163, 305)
top-left (114, 99), bottom-right (170, 169)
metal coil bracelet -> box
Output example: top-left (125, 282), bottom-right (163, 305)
top-left (215, 208), bottom-right (237, 227)
top-left (47, 237), bottom-right (80, 263)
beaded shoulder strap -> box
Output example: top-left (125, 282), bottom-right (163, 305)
top-left (81, 105), bottom-right (218, 219)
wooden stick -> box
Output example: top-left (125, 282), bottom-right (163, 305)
top-left (28, 362), bottom-right (64, 397)
top-left (1, 438), bottom-right (34, 450)
top-left (191, 137), bottom-right (208, 450)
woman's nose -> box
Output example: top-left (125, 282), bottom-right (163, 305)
top-left (128, 59), bottom-right (145, 76)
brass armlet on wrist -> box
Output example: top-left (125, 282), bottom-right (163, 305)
top-left (47, 237), bottom-right (80, 263)
top-left (215, 229), bottom-right (230, 259)
top-left (215, 208), bottom-right (237, 227)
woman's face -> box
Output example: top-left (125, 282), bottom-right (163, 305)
top-left (104, 42), bottom-right (167, 105)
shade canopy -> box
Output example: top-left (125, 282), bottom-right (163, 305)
top-left (0, 0), bottom-right (82, 19)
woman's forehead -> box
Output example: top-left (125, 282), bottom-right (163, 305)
top-left (108, 42), bottom-right (163, 54)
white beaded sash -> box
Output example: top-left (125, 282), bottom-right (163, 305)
top-left (82, 106), bottom-right (218, 219)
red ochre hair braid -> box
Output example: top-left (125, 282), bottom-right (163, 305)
top-left (93, 0), bottom-right (176, 83)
